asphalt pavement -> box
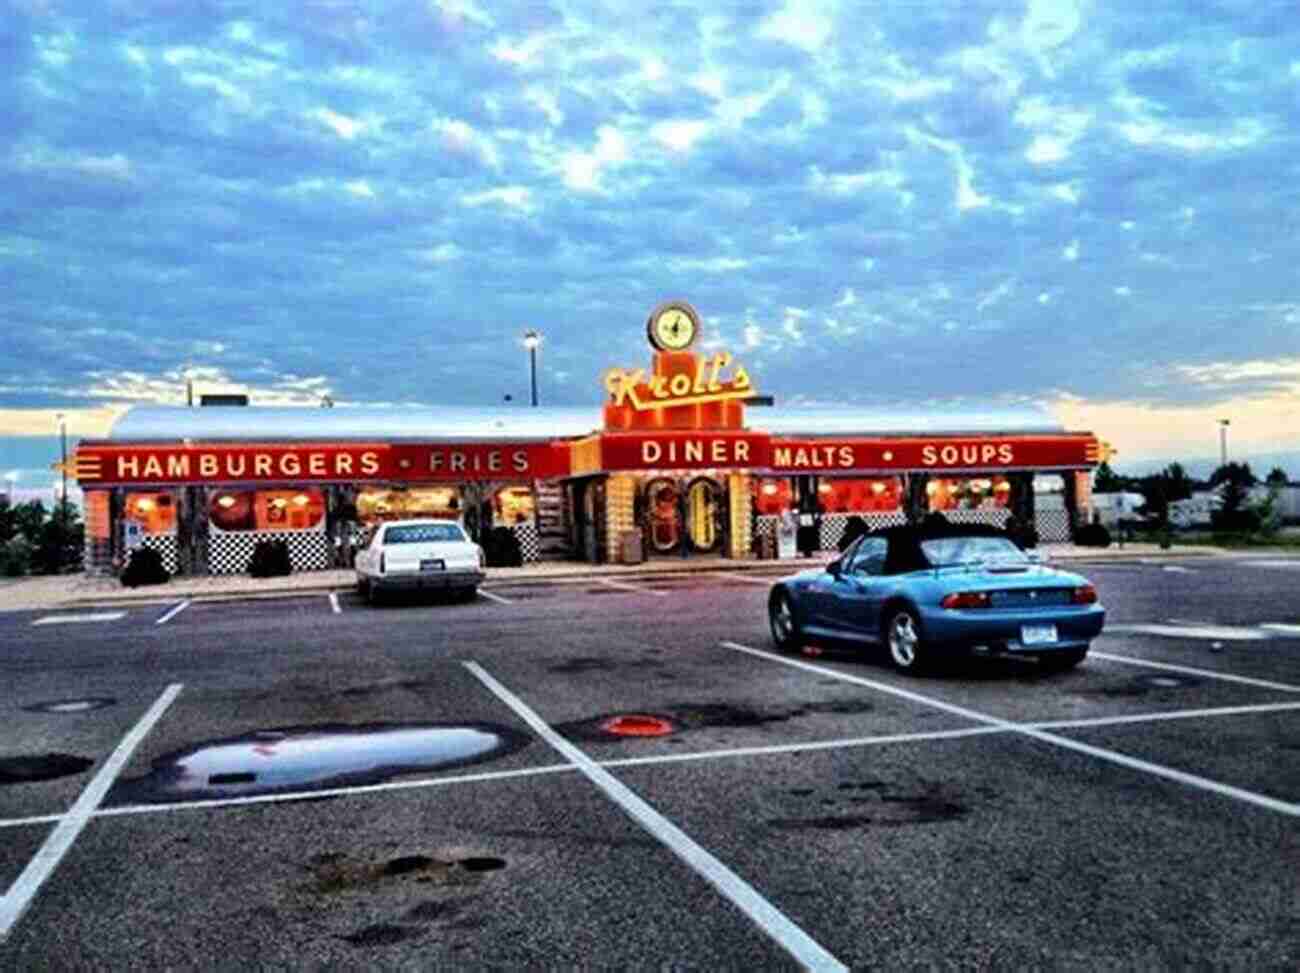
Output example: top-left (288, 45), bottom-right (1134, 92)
top-left (1, 556), bottom-right (1298, 968)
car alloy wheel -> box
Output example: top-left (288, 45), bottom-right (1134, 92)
top-left (769, 592), bottom-right (800, 652)
top-left (887, 608), bottom-right (923, 671)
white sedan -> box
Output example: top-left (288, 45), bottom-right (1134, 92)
top-left (355, 519), bottom-right (486, 604)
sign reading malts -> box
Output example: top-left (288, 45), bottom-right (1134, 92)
top-left (602, 432), bottom-right (771, 471)
top-left (767, 436), bottom-right (1098, 472)
top-left (604, 352), bottom-right (752, 412)
top-left (72, 442), bottom-right (571, 485)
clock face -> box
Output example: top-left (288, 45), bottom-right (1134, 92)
top-left (648, 303), bottom-right (699, 351)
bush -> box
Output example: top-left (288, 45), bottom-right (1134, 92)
top-left (1075, 523), bottom-right (1112, 548)
top-left (249, 539), bottom-right (293, 577)
top-left (1210, 508), bottom-right (1261, 532)
top-left (1003, 517), bottom-right (1039, 550)
top-left (2, 536), bottom-right (33, 577)
top-left (120, 547), bottom-right (170, 587)
top-left (482, 527), bottom-right (522, 568)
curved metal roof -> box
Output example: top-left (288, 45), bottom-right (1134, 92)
top-left (106, 402), bottom-right (1066, 444)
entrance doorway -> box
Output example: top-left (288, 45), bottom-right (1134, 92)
top-left (644, 477), bottom-right (681, 555)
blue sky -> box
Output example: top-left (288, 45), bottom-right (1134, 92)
top-left (3, 0), bottom-right (1299, 494)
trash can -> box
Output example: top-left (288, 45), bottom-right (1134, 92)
top-left (619, 530), bottom-right (644, 565)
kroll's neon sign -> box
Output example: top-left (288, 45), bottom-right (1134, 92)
top-left (603, 351), bottom-right (752, 411)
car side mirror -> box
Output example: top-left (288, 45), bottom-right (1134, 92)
top-left (827, 559), bottom-right (842, 577)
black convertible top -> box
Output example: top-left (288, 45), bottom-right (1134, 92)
top-left (857, 516), bottom-right (1018, 574)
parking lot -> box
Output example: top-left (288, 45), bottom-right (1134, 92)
top-left (2, 557), bottom-right (1298, 968)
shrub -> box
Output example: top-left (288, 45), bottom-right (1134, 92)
top-left (2, 536), bottom-right (33, 577)
top-left (248, 539), bottom-right (293, 577)
top-left (1210, 508), bottom-right (1261, 532)
top-left (1075, 523), bottom-right (1112, 548)
top-left (1003, 517), bottom-right (1039, 550)
top-left (482, 527), bottom-right (522, 567)
top-left (120, 547), bottom-right (170, 587)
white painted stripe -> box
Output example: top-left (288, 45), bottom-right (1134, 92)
top-left (713, 572), bottom-right (775, 586)
top-left (155, 600), bottom-right (190, 626)
top-left (1162, 565), bottom-right (1195, 574)
top-left (0, 683), bottom-right (183, 940)
top-left (721, 642), bottom-right (1300, 818)
top-left (1031, 701), bottom-right (1300, 730)
top-left (328, 592), bottom-right (341, 614)
top-left (476, 587), bottom-right (514, 605)
top-left (596, 577), bottom-right (668, 597)
top-left (1089, 650), bottom-right (1300, 693)
top-left (1244, 559), bottom-right (1300, 569)
top-left (465, 660), bottom-right (847, 972)
top-left (31, 612), bottom-right (125, 627)
top-left (95, 762), bottom-right (576, 819)
top-left (1105, 623), bottom-right (1269, 641)
top-left (0, 813), bottom-right (65, 831)
top-left (1261, 623), bottom-right (1300, 636)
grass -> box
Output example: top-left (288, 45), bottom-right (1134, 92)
top-left (1165, 531), bottom-right (1300, 550)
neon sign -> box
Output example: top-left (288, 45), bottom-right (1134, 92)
top-left (603, 352), bottom-right (752, 411)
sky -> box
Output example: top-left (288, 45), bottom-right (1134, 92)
top-left (3, 0), bottom-right (1300, 497)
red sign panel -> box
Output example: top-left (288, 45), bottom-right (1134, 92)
top-left (766, 436), bottom-right (1098, 472)
top-left (73, 442), bottom-right (571, 485)
top-left (601, 432), bottom-right (772, 471)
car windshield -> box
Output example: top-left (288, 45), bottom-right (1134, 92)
top-left (920, 536), bottom-right (1028, 567)
top-left (384, 524), bottom-right (465, 544)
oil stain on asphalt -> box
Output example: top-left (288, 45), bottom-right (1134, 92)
top-left (554, 698), bottom-right (875, 743)
top-left (0, 753), bottom-right (94, 784)
top-left (104, 722), bottom-right (531, 804)
top-left (770, 779), bottom-right (971, 829)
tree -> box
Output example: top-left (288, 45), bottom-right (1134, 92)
top-left (1209, 462), bottom-right (1259, 530)
top-left (1138, 464), bottom-right (1195, 524)
top-left (1093, 461), bottom-right (1122, 493)
top-left (1266, 466), bottom-right (1289, 487)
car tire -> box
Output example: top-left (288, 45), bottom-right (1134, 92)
top-left (1041, 647), bottom-right (1088, 672)
top-left (459, 586), bottom-right (478, 603)
top-left (366, 580), bottom-right (381, 607)
top-left (769, 589), bottom-right (803, 653)
top-left (884, 606), bottom-right (927, 673)
top-left (356, 576), bottom-right (369, 597)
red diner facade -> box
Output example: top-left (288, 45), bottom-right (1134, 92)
top-left (72, 302), bottom-right (1104, 576)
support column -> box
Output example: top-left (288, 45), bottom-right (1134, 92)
top-left (81, 489), bottom-right (113, 575)
top-left (727, 472), bottom-right (752, 560)
top-left (904, 473), bottom-right (930, 524)
top-left (1063, 471), bottom-right (1080, 541)
top-left (604, 475), bottom-right (637, 564)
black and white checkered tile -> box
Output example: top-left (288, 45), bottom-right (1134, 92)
top-left (512, 523), bottom-right (541, 563)
top-left (1034, 509), bottom-right (1073, 542)
top-left (208, 529), bottom-right (332, 575)
top-left (818, 512), bottom-right (908, 550)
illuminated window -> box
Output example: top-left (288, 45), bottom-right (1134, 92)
top-left (492, 486), bottom-right (535, 527)
top-left (209, 490), bottom-right (324, 531)
top-left (753, 478), bottom-right (793, 515)
top-left (925, 476), bottom-right (1012, 511)
top-left (124, 492), bottom-right (177, 535)
top-left (815, 478), bottom-right (902, 514)
top-left (356, 486), bottom-right (461, 523)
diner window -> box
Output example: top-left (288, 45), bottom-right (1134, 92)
top-left (815, 477), bottom-right (902, 514)
top-left (124, 492), bottom-right (177, 535)
top-left (925, 476), bottom-right (1012, 511)
top-left (493, 486), bottom-right (536, 526)
top-left (753, 477), bottom-right (794, 515)
top-left (356, 486), bottom-right (461, 523)
top-left (209, 490), bottom-right (324, 532)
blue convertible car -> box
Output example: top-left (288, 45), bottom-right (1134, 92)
top-left (768, 523), bottom-right (1105, 673)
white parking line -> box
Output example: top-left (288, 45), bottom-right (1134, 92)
top-left (596, 577), bottom-right (668, 597)
top-left (1105, 623), bottom-right (1270, 641)
top-left (31, 612), bottom-right (125, 627)
top-left (476, 588), bottom-right (514, 605)
top-left (465, 660), bottom-right (847, 972)
top-left (1243, 559), bottom-right (1300, 569)
top-left (328, 592), bottom-right (341, 614)
top-left (721, 642), bottom-right (1300, 818)
top-left (712, 572), bottom-right (775, 586)
top-left (1088, 650), bottom-right (1300, 693)
top-left (0, 683), bottom-right (183, 940)
top-left (1162, 565), bottom-right (1196, 574)
top-left (1261, 623), bottom-right (1300, 636)
top-left (155, 600), bottom-right (190, 626)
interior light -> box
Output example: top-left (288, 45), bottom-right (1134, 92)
top-left (271, 498), bottom-right (287, 508)
top-left (292, 494), bottom-right (309, 506)
top-left (871, 482), bottom-right (886, 495)
top-left (216, 495), bottom-right (236, 509)
top-left (136, 498), bottom-right (155, 512)
top-left (818, 482), bottom-right (832, 493)
top-left (926, 482), bottom-right (938, 495)
top-left (761, 483), bottom-right (778, 496)
top-left (995, 481), bottom-right (1011, 492)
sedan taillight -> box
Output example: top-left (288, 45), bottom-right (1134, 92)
top-left (941, 591), bottom-right (991, 609)
top-left (1072, 585), bottom-right (1098, 605)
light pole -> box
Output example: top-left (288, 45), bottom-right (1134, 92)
top-left (57, 413), bottom-right (68, 526)
top-left (523, 330), bottom-right (541, 407)
top-left (3, 471), bottom-right (17, 502)
top-left (1218, 418), bottom-right (1230, 467)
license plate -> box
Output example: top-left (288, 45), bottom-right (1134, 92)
top-left (1022, 624), bottom-right (1058, 645)
top-left (419, 559), bottom-right (445, 572)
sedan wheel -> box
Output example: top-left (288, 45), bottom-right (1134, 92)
top-left (769, 591), bottom-right (801, 653)
top-left (885, 608), bottom-right (925, 672)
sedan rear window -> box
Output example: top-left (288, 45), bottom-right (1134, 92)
top-left (920, 536), bottom-right (1027, 566)
top-left (383, 524), bottom-right (466, 544)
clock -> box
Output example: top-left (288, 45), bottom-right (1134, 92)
top-left (647, 301), bottom-right (700, 352)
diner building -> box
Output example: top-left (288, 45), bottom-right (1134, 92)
top-left (71, 302), bottom-right (1105, 576)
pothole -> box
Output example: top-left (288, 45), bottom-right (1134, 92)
top-left (105, 722), bottom-right (531, 804)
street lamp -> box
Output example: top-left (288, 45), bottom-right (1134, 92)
top-left (56, 413), bottom-right (68, 526)
top-left (1218, 418), bottom-right (1230, 467)
top-left (523, 330), bottom-right (541, 407)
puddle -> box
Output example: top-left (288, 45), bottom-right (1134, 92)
top-left (105, 722), bottom-right (531, 804)
top-left (770, 783), bottom-right (968, 829)
top-left (0, 753), bottom-right (95, 785)
top-left (21, 697), bottom-right (117, 714)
